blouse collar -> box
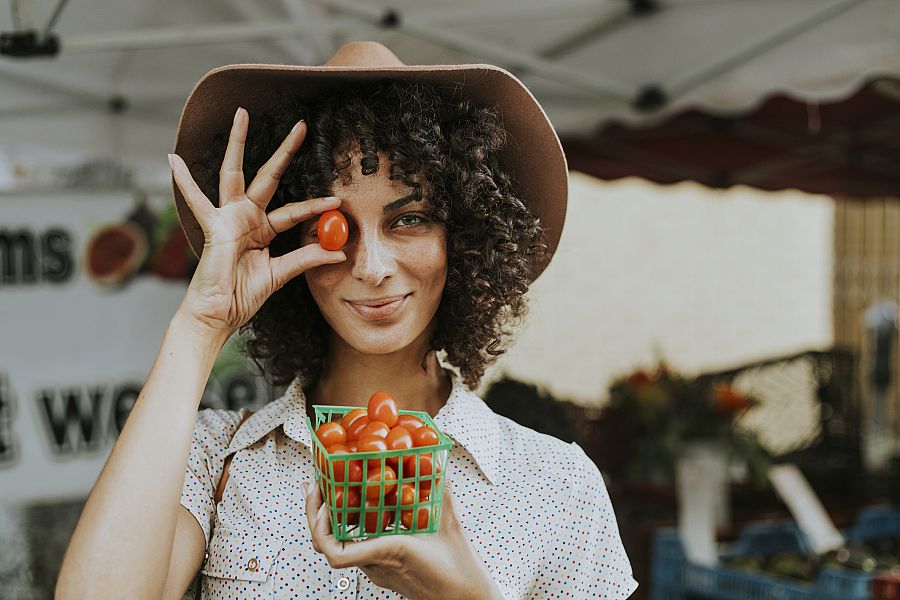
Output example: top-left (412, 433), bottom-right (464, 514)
top-left (226, 370), bottom-right (502, 485)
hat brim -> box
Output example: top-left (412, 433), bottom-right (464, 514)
top-left (172, 63), bottom-right (567, 285)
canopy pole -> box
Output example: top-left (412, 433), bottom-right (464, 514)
top-left (302, 0), bottom-right (634, 105)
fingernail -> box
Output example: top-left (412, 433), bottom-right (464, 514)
top-left (290, 119), bottom-right (305, 135)
top-left (233, 107), bottom-right (243, 124)
top-left (167, 154), bottom-right (175, 169)
top-left (317, 503), bottom-right (327, 517)
top-left (302, 482), bottom-right (309, 494)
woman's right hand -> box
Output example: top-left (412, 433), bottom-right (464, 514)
top-left (168, 107), bottom-right (346, 342)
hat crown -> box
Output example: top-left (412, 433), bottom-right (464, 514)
top-left (323, 41), bottom-right (407, 68)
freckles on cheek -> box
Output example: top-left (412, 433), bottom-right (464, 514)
top-left (304, 265), bottom-right (343, 296)
top-left (413, 237), bottom-right (448, 272)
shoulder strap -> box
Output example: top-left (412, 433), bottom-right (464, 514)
top-left (214, 409), bottom-right (254, 506)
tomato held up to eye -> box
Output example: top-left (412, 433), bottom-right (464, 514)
top-left (368, 391), bottom-right (399, 427)
top-left (316, 209), bottom-right (348, 251)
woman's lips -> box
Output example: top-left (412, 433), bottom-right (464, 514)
top-left (348, 294), bottom-right (409, 320)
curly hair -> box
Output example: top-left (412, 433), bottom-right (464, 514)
top-left (197, 79), bottom-right (548, 391)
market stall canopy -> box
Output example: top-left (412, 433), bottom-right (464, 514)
top-left (0, 0), bottom-right (898, 191)
top-left (563, 78), bottom-right (900, 198)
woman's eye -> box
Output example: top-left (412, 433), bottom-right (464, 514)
top-left (395, 214), bottom-right (427, 228)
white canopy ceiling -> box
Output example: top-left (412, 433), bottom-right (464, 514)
top-left (1, 0), bottom-right (898, 184)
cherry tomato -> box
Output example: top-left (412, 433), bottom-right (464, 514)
top-left (357, 435), bottom-right (388, 468)
top-left (364, 464), bottom-right (397, 500)
top-left (368, 391), bottom-right (399, 427)
top-left (315, 422), bottom-right (347, 447)
top-left (401, 505), bottom-right (433, 530)
top-left (346, 415), bottom-right (370, 442)
top-left (384, 426), bottom-right (413, 470)
top-left (316, 209), bottom-right (348, 251)
top-left (418, 487), bottom-right (431, 502)
top-left (403, 451), bottom-right (434, 479)
top-left (364, 498), bottom-right (394, 534)
top-left (359, 420), bottom-right (390, 440)
top-left (396, 482), bottom-right (417, 506)
top-left (396, 414), bottom-right (425, 431)
top-left (324, 443), bottom-right (349, 480)
top-left (341, 408), bottom-right (368, 431)
top-left (325, 443), bottom-right (363, 483)
top-left (330, 485), bottom-right (361, 510)
top-left (410, 425), bottom-right (439, 447)
top-left (404, 452), bottom-right (443, 491)
top-left (329, 485), bottom-right (362, 528)
top-left (347, 441), bottom-right (358, 453)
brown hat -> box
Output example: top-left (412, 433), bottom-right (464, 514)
top-left (172, 40), bottom-right (568, 284)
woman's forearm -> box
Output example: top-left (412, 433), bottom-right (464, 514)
top-left (56, 310), bottom-right (228, 599)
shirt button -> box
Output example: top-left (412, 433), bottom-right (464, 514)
top-left (337, 576), bottom-right (351, 590)
top-left (247, 558), bottom-right (259, 572)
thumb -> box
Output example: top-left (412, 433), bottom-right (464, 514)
top-left (270, 244), bottom-right (346, 289)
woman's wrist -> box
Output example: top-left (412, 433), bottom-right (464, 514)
top-left (169, 308), bottom-right (232, 356)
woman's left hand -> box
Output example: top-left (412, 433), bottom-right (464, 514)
top-left (303, 477), bottom-right (505, 600)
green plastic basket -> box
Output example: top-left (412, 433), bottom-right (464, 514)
top-left (306, 404), bottom-right (454, 541)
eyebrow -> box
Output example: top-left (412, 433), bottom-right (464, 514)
top-left (383, 192), bottom-right (425, 214)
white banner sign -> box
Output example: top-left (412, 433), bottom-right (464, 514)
top-left (1, 190), bottom-right (275, 505)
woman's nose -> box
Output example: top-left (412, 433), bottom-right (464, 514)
top-left (349, 231), bottom-right (394, 285)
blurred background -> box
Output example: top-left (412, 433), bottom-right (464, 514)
top-left (1, 0), bottom-right (900, 598)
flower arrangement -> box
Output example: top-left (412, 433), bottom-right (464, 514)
top-left (602, 360), bottom-right (771, 486)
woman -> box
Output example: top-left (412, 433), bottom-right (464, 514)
top-left (57, 42), bottom-right (637, 599)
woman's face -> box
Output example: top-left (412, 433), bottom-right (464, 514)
top-left (299, 149), bottom-right (448, 355)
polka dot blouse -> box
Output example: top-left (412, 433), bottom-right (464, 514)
top-left (180, 371), bottom-right (638, 599)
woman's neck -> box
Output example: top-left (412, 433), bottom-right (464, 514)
top-left (304, 347), bottom-right (453, 420)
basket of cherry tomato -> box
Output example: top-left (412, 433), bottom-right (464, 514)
top-left (306, 391), bottom-right (453, 541)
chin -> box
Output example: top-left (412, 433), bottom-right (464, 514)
top-left (337, 321), bottom-right (428, 356)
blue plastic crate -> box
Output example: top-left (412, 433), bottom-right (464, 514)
top-left (651, 524), bottom-right (813, 600)
top-left (651, 505), bottom-right (900, 600)
top-left (846, 505), bottom-right (900, 543)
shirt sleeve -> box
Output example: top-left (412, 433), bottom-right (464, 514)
top-left (529, 441), bottom-right (639, 599)
top-left (179, 408), bottom-right (245, 548)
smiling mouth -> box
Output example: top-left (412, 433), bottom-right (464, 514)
top-left (347, 294), bottom-right (409, 320)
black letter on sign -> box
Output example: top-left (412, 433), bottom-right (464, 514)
top-left (38, 386), bottom-right (105, 456)
top-left (42, 228), bottom-right (74, 284)
top-left (0, 371), bottom-right (17, 466)
top-left (0, 229), bottom-right (37, 285)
